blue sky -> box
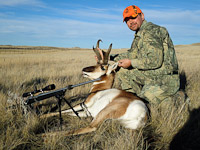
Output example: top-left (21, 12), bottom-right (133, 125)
top-left (0, 0), bottom-right (200, 48)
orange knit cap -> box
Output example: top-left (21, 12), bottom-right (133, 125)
top-left (123, 5), bottom-right (142, 22)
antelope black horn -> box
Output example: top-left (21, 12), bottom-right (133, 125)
top-left (103, 43), bottom-right (112, 64)
top-left (93, 39), bottom-right (103, 63)
top-left (96, 39), bottom-right (102, 49)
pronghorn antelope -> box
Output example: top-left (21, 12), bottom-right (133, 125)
top-left (41, 40), bottom-right (148, 136)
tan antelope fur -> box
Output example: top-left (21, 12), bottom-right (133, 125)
top-left (41, 40), bottom-right (148, 137)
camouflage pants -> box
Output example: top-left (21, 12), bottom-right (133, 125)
top-left (116, 68), bottom-right (180, 105)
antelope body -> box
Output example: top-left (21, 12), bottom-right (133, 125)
top-left (42, 40), bottom-right (148, 136)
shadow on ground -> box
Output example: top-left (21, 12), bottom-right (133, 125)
top-left (170, 107), bottom-right (200, 150)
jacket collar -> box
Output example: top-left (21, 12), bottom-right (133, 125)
top-left (135, 20), bottom-right (147, 37)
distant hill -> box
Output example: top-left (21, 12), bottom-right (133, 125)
top-left (175, 43), bottom-right (200, 47)
top-left (1, 43), bottom-right (200, 51)
top-left (0, 45), bottom-right (90, 51)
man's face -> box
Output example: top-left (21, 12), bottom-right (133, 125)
top-left (125, 13), bottom-right (144, 32)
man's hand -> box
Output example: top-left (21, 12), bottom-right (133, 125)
top-left (118, 59), bottom-right (132, 69)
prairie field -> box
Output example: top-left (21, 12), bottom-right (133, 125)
top-left (0, 44), bottom-right (200, 150)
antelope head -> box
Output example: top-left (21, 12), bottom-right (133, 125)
top-left (82, 39), bottom-right (118, 80)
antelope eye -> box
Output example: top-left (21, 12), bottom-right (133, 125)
top-left (101, 66), bottom-right (106, 70)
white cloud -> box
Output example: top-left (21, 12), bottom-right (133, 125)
top-left (0, 4), bottom-right (199, 47)
top-left (54, 7), bottom-right (122, 22)
top-left (143, 9), bottom-right (200, 24)
top-left (0, 15), bottom-right (129, 48)
top-left (0, 17), bottom-right (125, 38)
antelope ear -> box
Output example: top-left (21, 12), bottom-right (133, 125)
top-left (106, 62), bottom-right (119, 75)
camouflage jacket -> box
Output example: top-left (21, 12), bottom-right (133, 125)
top-left (113, 20), bottom-right (179, 81)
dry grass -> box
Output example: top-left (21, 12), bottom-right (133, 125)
top-left (0, 44), bottom-right (200, 150)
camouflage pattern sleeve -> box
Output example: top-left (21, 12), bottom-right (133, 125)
top-left (131, 40), bottom-right (164, 70)
top-left (131, 27), bottom-right (165, 70)
top-left (110, 51), bottom-right (129, 61)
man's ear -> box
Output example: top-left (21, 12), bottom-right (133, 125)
top-left (141, 13), bottom-right (145, 21)
top-left (106, 62), bottom-right (119, 75)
